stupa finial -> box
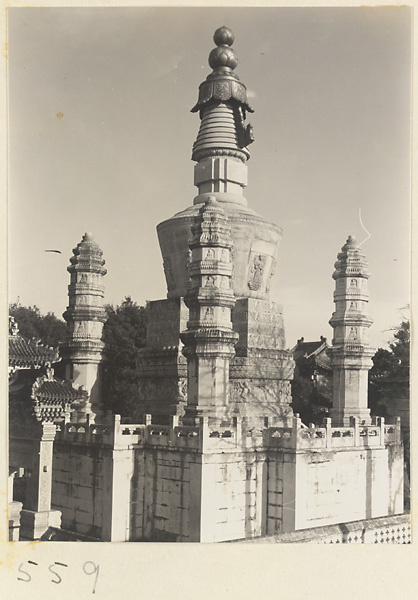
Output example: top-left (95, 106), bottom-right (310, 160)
top-left (191, 27), bottom-right (254, 163)
top-left (209, 26), bottom-right (238, 71)
top-left (213, 26), bottom-right (235, 46)
top-left (191, 27), bottom-right (253, 117)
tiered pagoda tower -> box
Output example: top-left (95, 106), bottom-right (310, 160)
top-left (138, 26), bottom-right (294, 427)
top-left (328, 235), bottom-right (374, 425)
top-left (181, 197), bottom-right (238, 424)
top-left (60, 232), bottom-right (107, 420)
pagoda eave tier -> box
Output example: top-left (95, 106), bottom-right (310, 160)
top-left (63, 308), bottom-right (107, 321)
top-left (157, 204), bottom-right (282, 300)
top-left (329, 314), bottom-right (373, 327)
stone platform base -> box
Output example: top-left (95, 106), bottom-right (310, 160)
top-left (233, 513), bottom-right (411, 544)
top-left (137, 296), bottom-right (295, 427)
top-left (20, 509), bottom-right (62, 540)
top-left (137, 298), bottom-right (188, 422)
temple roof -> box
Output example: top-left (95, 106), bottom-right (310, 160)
top-left (9, 317), bottom-right (60, 370)
top-left (32, 378), bottom-right (88, 401)
top-left (31, 375), bottom-right (89, 423)
top-left (293, 337), bottom-right (331, 370)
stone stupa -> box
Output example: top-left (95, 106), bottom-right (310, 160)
top-left (138, 27), bottom-right (294, 427)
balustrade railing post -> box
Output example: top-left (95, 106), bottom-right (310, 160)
top-left (395, 416), bottom-right (402, 444)
top-left (350, 416), bottom-right (359, 446)
top-left (199, 416), bottom-right (209, 452)
top-left (233, 416), bottom-right (241, 447)
top-left (86, 413), bottom-right (91, 443)
top-left (112, 414), bottom-right (121, 446)
top-left (292, 414), bottom-right (301, 448)
top-left (324, 417), bottom-right (332, 448)
top-left (169, 415), bottom-right (179, 445)
top-left (377, 416), bottom-right (385, 445)
top-left (144, 414), bottom-right (152, 444)
top-left (64, 408), bottom-right (71, 425)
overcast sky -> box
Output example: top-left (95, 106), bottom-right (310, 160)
top-left (8, 6), bottom-right (411, 349)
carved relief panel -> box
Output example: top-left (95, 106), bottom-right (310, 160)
top-left (248, 254), bottom-right (266, 291)
top-left (163, 257), bottom-right (176, 290)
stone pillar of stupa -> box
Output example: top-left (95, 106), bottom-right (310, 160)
top-left (60, 232), bottom-right (107, 421)
top-left (138, 27), bottom-right (294, 427)
top-left (328, 235), bottom-right (374, 426)
top-left (181, 197), bottom-right (239, 425)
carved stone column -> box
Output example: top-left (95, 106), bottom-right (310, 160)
top-left (19, 422), bottom-right (62, 540)
top-left (181, 197), bottom-right (238, 425)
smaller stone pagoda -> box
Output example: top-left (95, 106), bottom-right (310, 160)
top-left (328, 235), bottom-right (374, 425)
top-left (60, 232), bottom-right (107, 420)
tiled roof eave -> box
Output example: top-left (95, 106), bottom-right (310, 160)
top-left (35, 392), bottom-right (85, 401)
top-left (9, 358), bottom-right (54, 369)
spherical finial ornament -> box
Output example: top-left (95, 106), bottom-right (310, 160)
top-left (209, 46), bottom-right (238, 70)
top-left (213, 26), bottom-right (235, 47)
top-left (84, 232), bottom-right (94, 241)
top-left (209, 26), bottom-right (238, 70)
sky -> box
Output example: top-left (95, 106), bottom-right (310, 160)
top-left (7, 6), bottom-right (411, 350)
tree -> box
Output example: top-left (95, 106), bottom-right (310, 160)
top-left (368, 320), bottom-right (410, 479)
top-left (291, 357), bottom-right (333, 426)
top-left (369, 320), bottom-right (410, 410)
top-left (101, 297), bottom-right (148, 420)
top-left (9, 301), bottom-right (67, 348)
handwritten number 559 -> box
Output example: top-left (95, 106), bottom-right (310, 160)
top-left (18, 561), bottom-right (99, 593)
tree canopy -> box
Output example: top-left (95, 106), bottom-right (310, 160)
top-left (370, 320), bottom-right (410, 381)
top-left (368, 319), bottom-right (410, 417)
top-left (101, 297), bottom-right (148, 419)
top-left (291, 359), bottom-right (332, 426)
top-left (9, 301), bottom-right (67, 348)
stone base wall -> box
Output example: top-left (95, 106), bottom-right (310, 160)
top-left (265, 416), bottom-right (404, 533)
top-left (52, 442), bottom-right (105, 538)
top-left (199, 450), bottom-right (267, 542)
top-left (119, 423), bottom-right (269, 543)
top-left (47, 415), bottom-right (404, 543)
top-left (136, 447), bottom-right (193, 542)
top-left (282, 447), bottom-right (396, 531)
